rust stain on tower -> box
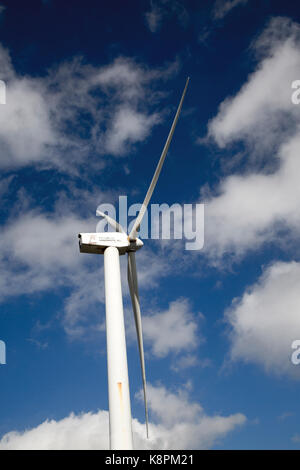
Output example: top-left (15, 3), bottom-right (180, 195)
top-left (117, 382), bottom-right (123, 411)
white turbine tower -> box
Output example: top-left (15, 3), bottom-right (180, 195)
top-left (78, 77), bottom-right (189, 450)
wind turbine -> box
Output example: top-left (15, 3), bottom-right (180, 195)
top-left (78, 77), bottom-right (189, 450)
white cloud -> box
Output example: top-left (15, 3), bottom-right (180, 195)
top-left (0, 49), bottom-right (177, 171)
top-left (0, 208), bottom-right (107, 339)
top-left (104, 106), bottom-right (160, 156)
top-left (226, 261), bottom-right (300, 379)
top-left (171, 354), bottom-right (200, 371)
top-left (201, 17), bottom-right (300, 264)
top-left (62, 268), bottom-right (106, 339)
top-left (1, 211), bottom-right (87, 270)
top-left (123, 256), bottom-right (198, 363)
top-left (0, 175), bottom-right (13, 199)
top-left (142, 298), bottom-right (200, 358)
top-left (0, 411), bottom-right (110, 450)
top-left (207, 17), bottom-right (300, 149)
top-left (0, 208), bottom-right (93, 296)
top-left (203, 132), bottom-right (300, 263)
top-left (212, 0), bottom-right (248, 21)
top-left (0, 384), bottom-right (246, 449)
top-left (145, 0), bottom-right (188, 33)
top-left (292, 434), bottom-right (300, 444)
top-left (0, 189), bottom-right (105, 336)
top-left (46, 56), bottom-right (178, 167)
top-left (0, 78), bottom-right (56, 167)
top-left (138, 384), bottom-right (245, 449)
top-left (278, 412), bottom-right (294, 421)
top-left (145, 3), bottom-right (163, 33)
top-left (0, 43), bottom-right (13, 80)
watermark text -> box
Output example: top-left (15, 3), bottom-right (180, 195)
top-left (96, 196), bottom-right (204, 251)
top-left (0, 340), bottom-right (6, 365)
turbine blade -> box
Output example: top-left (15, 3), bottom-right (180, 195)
top-left (96, 210), bottom-right (126, 234)
top-left (127, 251), bottom-right (149, 438)
top-left (129, 77), bottom-right (190, 240)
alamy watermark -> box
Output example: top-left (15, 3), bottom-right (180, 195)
top-left (96, 196), bottom-right (204, 251)
top-left (0, 82), bottom-right (6, 362)
top-left (0, 340), bottom-right (6, 365)
top-left (291, 340), bottom-right (300, 365)
top-left (291, 80), bottom-right (300, 104)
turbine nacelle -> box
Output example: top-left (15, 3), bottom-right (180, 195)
top-left (78, 232), bottom-right (143, 255)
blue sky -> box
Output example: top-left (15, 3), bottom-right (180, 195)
top-left (0, 0), bottom-right (300, 450)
